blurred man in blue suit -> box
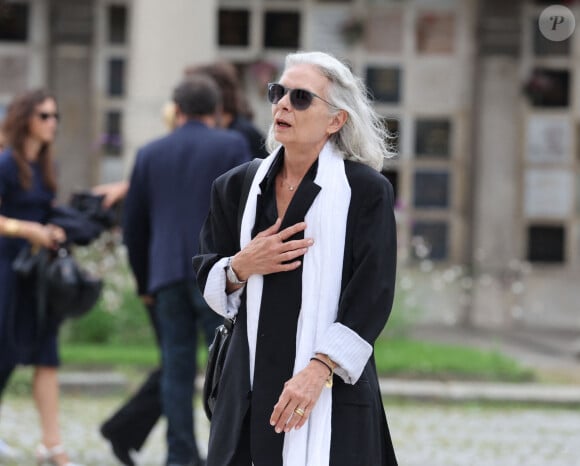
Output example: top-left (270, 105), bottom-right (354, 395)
top-left (120, 75), bottom-right (251, 466)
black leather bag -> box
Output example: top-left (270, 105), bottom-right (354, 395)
top-left (203, 317), bottom-right (234, 419)
top-left (44, 246), bottom-right (103, 320)
top-left (13, 245), bottom-right (103, 322)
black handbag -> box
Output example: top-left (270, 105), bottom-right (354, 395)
top-left (203, 317), bottom-right (234, 419)
top-left (44, 246), bottom-right (103, 320)
top-left (13, 244), bottom-right (103, 322)
top-left (202, 158), bottom-right (261, 420)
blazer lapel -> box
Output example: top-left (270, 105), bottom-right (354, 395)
top-left (280, 178), bottom-right (321, 232)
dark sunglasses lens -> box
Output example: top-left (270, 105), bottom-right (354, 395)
top-left (268, 84), bottom-right (286, 104)
top-left (39, 112), bottom-right (60, 121)
top-left (290, 89), bottom-right (313, 110)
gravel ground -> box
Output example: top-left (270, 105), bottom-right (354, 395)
top-left (1, 396), bottom-right (579, 465)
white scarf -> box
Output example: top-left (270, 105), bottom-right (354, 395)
top-left (240, 141), bottom-right (351, 466)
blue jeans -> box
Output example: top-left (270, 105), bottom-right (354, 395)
top-left (155, 280), bottom-right (221, 465)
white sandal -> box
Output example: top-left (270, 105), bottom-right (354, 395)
top-left (36, 444), bottom-right (83, 466)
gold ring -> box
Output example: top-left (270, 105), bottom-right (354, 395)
top-left (294, 407), bottom-right (305, 417)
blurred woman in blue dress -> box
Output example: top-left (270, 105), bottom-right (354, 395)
top-left (0, 89), bottom-right (81, 466)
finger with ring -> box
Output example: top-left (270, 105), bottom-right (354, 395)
top-left (294, 407), bottom-right (305, 417)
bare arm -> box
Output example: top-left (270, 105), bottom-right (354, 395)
top-left (0, 215), bottom-right (65, 249)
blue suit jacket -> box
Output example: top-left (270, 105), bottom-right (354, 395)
top-left (123, 120), bottom-right (252, 295)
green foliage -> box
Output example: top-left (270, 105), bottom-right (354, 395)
top-left (57, 336), bottom-right (535, 384)
top-left (60, 342), bottom-right (207, 369)
top-left (61, 307), bottom-right (115, 344)
top-left (60, 343), bottom-right (159, 367)
top-left (374, 338), bottom-right (535, 382)
top-left (61, 288), bottom-right (154, 345)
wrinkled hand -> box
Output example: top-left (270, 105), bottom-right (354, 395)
top-left (231, 219), bottom-right (314, 281)
top-left (27, 223), bottom-right (66, 250)
top-left (269, 361), bottom-right (329, 433)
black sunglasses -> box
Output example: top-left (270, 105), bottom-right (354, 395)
top-left (37, 112), bottom-right (60, 122)
top-left (267, 83), bottom-right (337, 111)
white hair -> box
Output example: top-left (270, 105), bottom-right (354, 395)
top-left (266, 51), bottom-right (395, 171)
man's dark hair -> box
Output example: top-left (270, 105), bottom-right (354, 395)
top-left (172, 74), bottom-right (221, 118)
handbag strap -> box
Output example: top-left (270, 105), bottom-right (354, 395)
top-left (226, 158), bottom-right (262, 327)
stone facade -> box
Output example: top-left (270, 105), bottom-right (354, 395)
top-left (1, 0), bottom-right (578, 329)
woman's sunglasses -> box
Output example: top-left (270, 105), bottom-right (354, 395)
top-left (267, 83), bottom-right (337, 111)
top-left (36, 112), bottom-right (60, 122)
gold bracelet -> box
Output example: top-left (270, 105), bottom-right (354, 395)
top-left (310, 356), bottom-right (334, 388)
top-left (3, 219), bottom-right (21, 236)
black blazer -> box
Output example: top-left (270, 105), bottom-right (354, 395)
top-left (124, 120), bottom-right (252, 295)
top-left (194, 159), bottom-right (398, 466)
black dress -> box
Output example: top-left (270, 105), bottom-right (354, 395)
top-left (194, 154), bottom-right (398, 466)
top-left (0, 150), bottom-right (59, 374)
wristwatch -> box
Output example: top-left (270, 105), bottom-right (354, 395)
top-left (226, 257), bottom-right (246, 285)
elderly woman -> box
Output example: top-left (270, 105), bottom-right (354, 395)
top-left (0, 90), bottom-right (80, 466)
top-left (194, 51), bottom-right (398, 466)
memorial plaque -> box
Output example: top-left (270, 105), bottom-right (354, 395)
top-left (524, 169), bottom-right (573, 218)
top-left (365, 10), bottom-right (403, 53)
top-left (412, 221), bottom-right (449, 260)
top-left (415, 118), bottom-right (451, 158)
top-left (309, 6), bottom-right (350, 55)
top-left (219, 9), bottom-right (250, 47)
top-left (414, 170), bottom-right (450, 208)
top-left (366, 66), bottom-right (401, 103)
top-left (416, 12), bottom-right (455, 54)
top-left (407, 61), bottom-right (459, 110)
top-left (526, 116), bottom-right (571, 163)
top-left (0, 56), bottom-right (28, 94)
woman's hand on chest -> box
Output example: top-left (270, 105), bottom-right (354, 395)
top-left (232, 218), bottom-right (314, 281)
